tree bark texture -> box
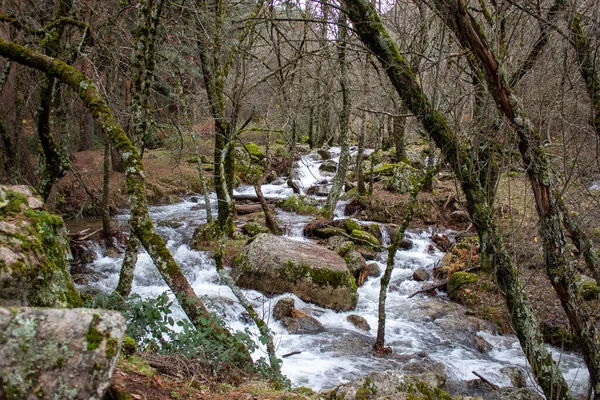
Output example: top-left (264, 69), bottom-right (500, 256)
top-left (339, 0), bottom-right (572, 397)
top-left (323, 14), bottom-right (351, 219)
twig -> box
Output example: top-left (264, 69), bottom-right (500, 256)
top-left (472, 371), bottom-right (499, 390)
top-left (282, 351), bottom-right (302, 358)
top-left (407, 280), bottom-right (448, 299)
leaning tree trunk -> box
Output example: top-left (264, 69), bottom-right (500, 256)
top-left (428, 0), bottom-right (600, 396)
top-left (0, 38), bottom-right (252, 369)
top-left (338, 0), bottom-right (571, 397)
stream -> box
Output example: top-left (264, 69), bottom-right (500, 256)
top-left (83, 147), bottom-right (588, 397)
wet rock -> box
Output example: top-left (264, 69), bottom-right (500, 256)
top-left (319, 159), bottom-right (338, 174)
top-left (367, 262), bottom-right (382, 277)
top-left (330, 369), bottom-right (449, 400)
top-left (471, 334), bottom-right (492, 353)
top-left (356, 246), bottom-right (379, 261)
top-left (273, 297), bottom-right (324, 334)
top-left (412, 267), bottom-right (430, 282)
top-left (0, 307), bottom-right (125, 399)
top-left (271, 177), bottom-right (287, 185)
top-left (347, 314), bottom-right (370, 331)
top-left (317, 148), bottom-right (331, 160)
top-left (0, 185), bottom-right (81, 308)
top-left (231, 234), bottom-right (358, 311)
top-left (296, 144), bottom-right (310, 154)
top-left (484, 388), bottom-right (543, 400)
top-left (500, 367), bottom-right (526, 388)
top-left (273, 297), bottom-right (295, 320)
top-left (399, 238), bottom-right (414, 250)
top-left (344, 250), bottom-right (367, 276)
top-left (306, 184), bottom-right (330, 196)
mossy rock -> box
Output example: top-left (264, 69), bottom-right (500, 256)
top-left (447, 272), bottom-right (479, 300)
top-left (190, 220), bottom-right (221, 248)
top-left (580, 279), bottom-right (598, 301)
top-left (350, 230), bottom-right (381, 247)
top-left (242, 221), bottom-right (270, 237)
top-left (0, 185), bottom-right (81, 308)
top-left (0, 307), bottom-right (125, 399)
top-left (340, 187), bottom-right (358, 201)
top-left (278, 194), bottom-right (317, 215)
top-left (315, 227), bottom-right (347, 239)
top-left (231, 234), bottom-right (358, 311)
top-left (343, 218), bottom-right (362, 234)
top-left (244, 142), bottom-right (265, 161)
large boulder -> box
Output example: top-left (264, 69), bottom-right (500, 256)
top-left (0, 307), bottom-right (125, 399)
top-left (329, 369), bottom-right (448, 400)
top-left (0, 185), bottom-right (81, 308)
top-left (232, 234), bottom-right (358, 311)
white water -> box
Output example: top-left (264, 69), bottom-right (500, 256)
top-left (84, 148), bottom-right (588, 397)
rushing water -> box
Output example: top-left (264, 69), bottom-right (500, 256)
top-left (84, 148), bottom-right (588, 397)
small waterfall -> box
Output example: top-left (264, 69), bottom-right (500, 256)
top-left (380, 225), bottom-right (391, 246)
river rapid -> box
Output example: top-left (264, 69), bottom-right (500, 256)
top-left (84, 147), bottom-right (588, 397)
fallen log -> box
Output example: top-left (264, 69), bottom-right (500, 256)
top-left (236, 203), bottom-right (276, 214)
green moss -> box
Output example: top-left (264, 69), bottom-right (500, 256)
top-left (0, 187), bottom-right (81, 308)
top-left (86, 314), bottom-right (103, 351)
top-left (350, 230), bottom-right (380, 246)
top-left (2, 191), bottom-right (27, 215)
top-left (279, 260), bottom-right (357, 291)
top-left (106, 337), bottom-right (119, 358)
top-left (343, 218), bottom-right (361, 233)
top-left (338, 241), bottom-right (355, 257)
top-left (315, 227), bottom-right (347, 239)
top-left (121, 336), bottom-right (137, 357)
top-left (340, 187), bottom-right (358, 201)
top-left (580, 280), bottom-right (598, 301)
top-left (243, 221), bottom-right (270, 237)
top-left (279, 195), bottom-right (317, 215)
top-left (447, 272), bottom-right (479, 300)
top-left (244, 142), bottom-right (265, 161)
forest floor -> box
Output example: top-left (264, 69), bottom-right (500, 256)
top-left (57, 145), bottom-right (600, 397)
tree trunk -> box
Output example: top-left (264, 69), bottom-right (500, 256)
top-left (36, 0), bottom-right (74, 202)
top-left (338, 1), bottom-right (572, 397)
top-left (392, 105), bottom-right (407, 162)
top-left (323, 13), bottom-right (351, 219)
top-left (101, 140), bottom-right (112, 245)
top-left (376, 167), bottom-right (436, 350)
top-left (0, 38), bottom-right (252, 368)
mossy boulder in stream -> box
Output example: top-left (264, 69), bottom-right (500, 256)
top-left (0, 307), bottom-right (125, 399)
top-left (278, 194), bottom-right (317, 215)
top-left (0, 185), bottom-right (81, 308)
top-left (231, 233), bottom-right (358, 311)
top-left (328, 369), bottom-right (449, 400)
